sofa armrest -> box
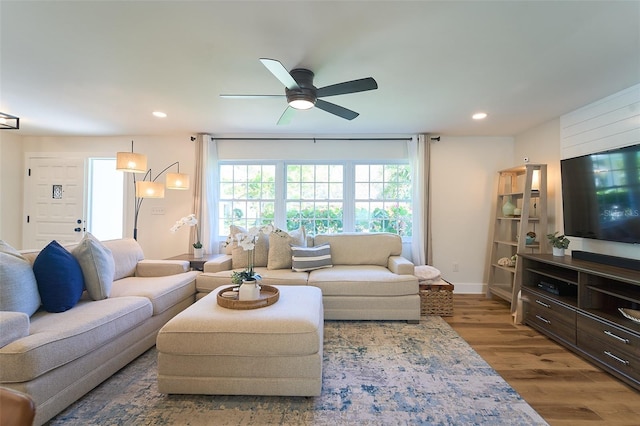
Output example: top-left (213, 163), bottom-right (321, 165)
top-left (388, 256), bottom-right (415, 275)
top-left (203, 254), bottom-right (233, 273)
top-left (0, 312), bottom-right (30, 348)
top-left (136, 260), bottom-right (190, 277)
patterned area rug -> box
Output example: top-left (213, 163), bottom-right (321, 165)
top-left (47, 317), bottom-right (547, 425)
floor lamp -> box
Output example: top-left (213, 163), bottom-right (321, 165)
top-left (116, 141), bottom-right (190, 240)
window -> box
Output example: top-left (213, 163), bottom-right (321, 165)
top-left (218, 161), bottom-right (412, 238)
top-left (87, 158), bottom-right (123, 240)
top-left (286, 164), bottom-right (343, 234)
top-left (355, 164), bottom-right (412, 236)
top-left (218, 164), bottom-right (276, 231)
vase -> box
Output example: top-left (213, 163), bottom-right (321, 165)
top-left (502, 197), bottom-right (516, 217)
top-left (239, 279), bottom-right (261, 301)
top-left (193, 248), bottom-right (204, 258)
top-left (552, 247), bottom-right (565, 257)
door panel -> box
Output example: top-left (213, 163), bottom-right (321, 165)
top-left (24, 157), bottom-right (86, 249)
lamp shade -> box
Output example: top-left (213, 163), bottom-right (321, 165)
top-left (116, 151), bottom-right (147, 173)
top-left (166, 172), bottom-right (189, 190)
top-left (136, 181), bottom-right (165, 198)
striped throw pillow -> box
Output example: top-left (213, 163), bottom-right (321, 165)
top-left (291, 244), bottom-right (333, 272)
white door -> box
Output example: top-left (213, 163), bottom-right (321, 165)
top-left (23, 157), bottom-right (86, 249)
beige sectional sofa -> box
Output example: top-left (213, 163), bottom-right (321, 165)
top-left (0, 237), bottom-right (200, 426)
top-left (197, 232), bottom-right (420, 321)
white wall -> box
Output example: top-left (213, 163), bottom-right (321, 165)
top-left (5, 135), bottom-right (197, 259)
top-left (514, 118), bottom-right (561, 234)
top-left (515, 84), bottom-right (640, 261)
top-left (430, 136), bottom-right (514, 293)
top-left (0, 132), bottom-right (25, 247)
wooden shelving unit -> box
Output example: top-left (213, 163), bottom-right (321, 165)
top-left (487, 164), bottom-right (548, 312)
top-left (520, 253), bottom-right (640, 391)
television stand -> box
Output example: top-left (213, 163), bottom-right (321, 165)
top-left (519, 253), bottom-right (640, 391)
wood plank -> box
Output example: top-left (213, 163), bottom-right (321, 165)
top-left (444, 294), bottom-right (640, 426)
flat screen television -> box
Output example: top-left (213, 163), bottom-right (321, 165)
top-left (561, 143), bottom-right (640, 244)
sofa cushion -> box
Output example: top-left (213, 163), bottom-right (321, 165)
top-left (224, 225), bottom-right (245, 255)
top-left (291, 244), bottom-right (332, 272)
top-left (72, 233), bottom-right (115, 300)
top-left (313, 233), bottom-right (402, 266)
top-left (225, 225), bottom-right (271, 269)
top-left (33, 240), bottom-right (84, 313)
top-left (110, 271), bottom-right (199, 315)
top-left (0, 312), bottom-right (30, 348)
top-left (0, 296), bottom-right (152, 382)
top-left (267, 227), bottom-right (306, 270)
top-left (101, 238), bottom-right (144, 280)
top-left (308, 265), bottom-right (418, 297)
top-left (196, 267), bottom-right (309, 294)
top-left (0, 241), bottom-right (41, 316)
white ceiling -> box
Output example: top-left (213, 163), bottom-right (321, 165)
top-left (1, 1), bottom-right (639, 138)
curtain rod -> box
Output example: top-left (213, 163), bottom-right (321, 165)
top-left (210, 137), bottom-right (413, 141)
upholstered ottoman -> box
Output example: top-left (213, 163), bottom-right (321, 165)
top-left (156, 285), bottom-right (324, 396)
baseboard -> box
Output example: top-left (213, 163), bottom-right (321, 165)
top-left (447, 282), bottom-right (485, 294)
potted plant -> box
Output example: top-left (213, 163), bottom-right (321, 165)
top-left (547, 232), bottom-right (570, 256)
top-left (232, 224), bottom-right (274, 300)
top-left (171, 214), bottom-right (203, 258)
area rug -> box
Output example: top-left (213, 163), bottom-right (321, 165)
top-left (47, 317), bottom-right (547, 425)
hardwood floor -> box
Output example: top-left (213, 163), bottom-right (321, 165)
top-left (444, 294), bottom-right (640, 426)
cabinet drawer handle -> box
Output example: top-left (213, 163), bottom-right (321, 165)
top-left (535, 315), bottom-right (551, 324)
top-left (604, 330), bottom-right (630, 344)
top-left (604, 350), bottom-right (630, 366)
top-left (535, 300), bottom-right (551, 309)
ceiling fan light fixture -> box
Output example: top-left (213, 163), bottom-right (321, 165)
top-left (288, 99), bottom-right (315, 110)
top-left (286, 89), bottom-right (316, 110)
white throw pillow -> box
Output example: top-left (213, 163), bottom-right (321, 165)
top-left (291, 244), bottom-right (333, 272)
top-left (72, 233), bottom-right (115, 300)
top-left (267, 226), bottom-right (306, 270)
top-left (0, 240), bottom-right (41, 316)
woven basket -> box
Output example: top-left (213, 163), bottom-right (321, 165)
top-left (419, 280), bottom-right (454, 317)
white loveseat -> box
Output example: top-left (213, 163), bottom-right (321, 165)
top-left (0, 237), bottom-right (200, 425)
top-left (196, 232), bottom-right (420, 321)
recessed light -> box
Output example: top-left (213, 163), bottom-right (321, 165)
top-left (472, 112), bottom-right (488, 120)
top-left (152, 111), bottom-right (167, 118)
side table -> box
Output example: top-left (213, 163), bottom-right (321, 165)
top-left (166, 253), bottom-right (222, 271)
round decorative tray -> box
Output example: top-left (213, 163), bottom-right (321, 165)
top-left (619, 307), bottom-right (640, 324)
top-left (217, 285), bottom-right (279, 310)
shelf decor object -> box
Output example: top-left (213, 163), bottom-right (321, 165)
top-left (487, 164), bottom-right (548, 313)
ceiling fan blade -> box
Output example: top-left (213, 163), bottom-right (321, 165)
top-left (277, 106), bottom-right (296, 125)
top-left (315, 99), bottom-right (359, 120)
top-left (220, 94), bottom-right (284, 99)
top-left (316, 77), bottom-right (378, 98)
top-left (259, 58), bottom-right (300, 90)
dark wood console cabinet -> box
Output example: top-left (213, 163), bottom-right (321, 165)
top-left (520, 253), bottom-right (640, 391)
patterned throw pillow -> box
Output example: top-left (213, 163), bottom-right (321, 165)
top-left (291, 244), bottom-right (333, 272)
top-left (267, 227), bottom-right (306, 270)
top-left (33, 240), bottom-right (84, 313)
top-left (0, 240), bottom-right (41, 316)
top-left (72, 233), bottom-right (115, 300)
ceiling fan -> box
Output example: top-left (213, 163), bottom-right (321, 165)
top-left (220, 58), bottom-right (378, 125)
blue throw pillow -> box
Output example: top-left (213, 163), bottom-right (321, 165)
top-left (33, 240), bottom-right (84, 313)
